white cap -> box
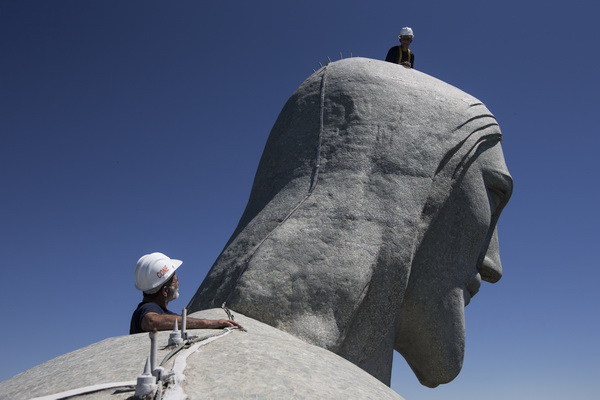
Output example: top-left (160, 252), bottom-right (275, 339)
top-left (134, 252), bottom-right (182, 293)
top-left (398, 27), bottom-right (414, 38)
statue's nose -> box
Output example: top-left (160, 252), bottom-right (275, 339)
top-left (479, 255), bottom-right (502, 283)
top-left (478, 227), bottom-right (503, 283)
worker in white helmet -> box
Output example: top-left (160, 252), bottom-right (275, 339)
top-left (130, 252), bottom-right (243, 334)
top-left (385, 27), bottom-right (415, 68)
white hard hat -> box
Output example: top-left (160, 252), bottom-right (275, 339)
top-left (398, 27), bottom-right (414, 38)
top-left (134, 252), bottom-right (183, 293)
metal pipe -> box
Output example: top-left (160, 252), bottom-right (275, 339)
top-left (149, 331), bottom-right (157, 373)
top-left (181, 308), bottom-right (187, 340)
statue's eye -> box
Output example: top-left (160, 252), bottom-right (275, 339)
top-left (486, 186), bottom-right (505, 216)
top-left (483, 170), bottom-right (513, 217)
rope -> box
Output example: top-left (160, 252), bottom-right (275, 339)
top-left (160, 326), bottom-right (244, 367)
top-left (309, 64), bottom-right (326, 193)
top-left (28, 381), bottom-right (137, 400)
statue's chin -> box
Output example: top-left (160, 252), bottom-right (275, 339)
top-left (395, 288), bottom-right (466, 388)
top-left (409, 350), bottom-right (463, 388)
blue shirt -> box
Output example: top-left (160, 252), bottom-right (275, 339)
top-left (129, 301), bottom-right (177, 334)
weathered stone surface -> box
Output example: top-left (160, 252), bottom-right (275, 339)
top-left (0, 309), bottom-right (403, 399)
top-left (0, 57), bottom-right (512, 398)
top-left (188, 57), bottom-right (513, 387)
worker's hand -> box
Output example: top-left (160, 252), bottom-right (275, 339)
top-left (400, 61), bottom-right (412, 68)
top-left (215, 319), bottom-right (245, 330)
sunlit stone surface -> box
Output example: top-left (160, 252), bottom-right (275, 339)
top-left (189, 57), bottom-right (512, 387)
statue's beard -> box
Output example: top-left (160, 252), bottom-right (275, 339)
top-left (395, 287), bottom-right (466, 388)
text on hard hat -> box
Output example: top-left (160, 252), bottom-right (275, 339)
top-left (156, 265), bottom-right (170, 278)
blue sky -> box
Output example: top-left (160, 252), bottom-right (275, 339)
top-left (1, 1), bottom-right (599, 399)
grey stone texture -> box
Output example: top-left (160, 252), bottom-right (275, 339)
top-left (0, 57), bottom-right (512, 398)
top-left (188, 57), bottom-right (513, 387)
top-left (0, 309), bottom-right (404, 400)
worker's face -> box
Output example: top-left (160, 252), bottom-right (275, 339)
top-left (166, 273), bottom-right (180, 301)
top-left (400, 36), bottom-right (413, 46)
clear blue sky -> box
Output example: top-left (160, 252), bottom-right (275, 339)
top-left (1, 1), bottom-right (599, 399)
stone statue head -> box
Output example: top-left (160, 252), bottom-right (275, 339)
top-left (188, 58), bottom-right (513, 387)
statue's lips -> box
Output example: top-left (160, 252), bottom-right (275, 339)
top-left (464, 274), bottom-right (482, 306)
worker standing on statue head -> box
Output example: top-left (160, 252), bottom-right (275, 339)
top-left (385, 27), bottom-right (415, 68)
top-left (129, 252), bottom-right (243, 334)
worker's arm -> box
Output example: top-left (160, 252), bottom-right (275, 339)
top-left (141, 312), bottom-right (244, 332)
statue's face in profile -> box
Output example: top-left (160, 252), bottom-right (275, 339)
top-left (396, 139), bottom-right (513, 388)
top-left (188, 58), bottom-right (514, 387)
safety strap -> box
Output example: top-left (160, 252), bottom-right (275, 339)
top-left (398, 47), bottom-right (411, 65)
